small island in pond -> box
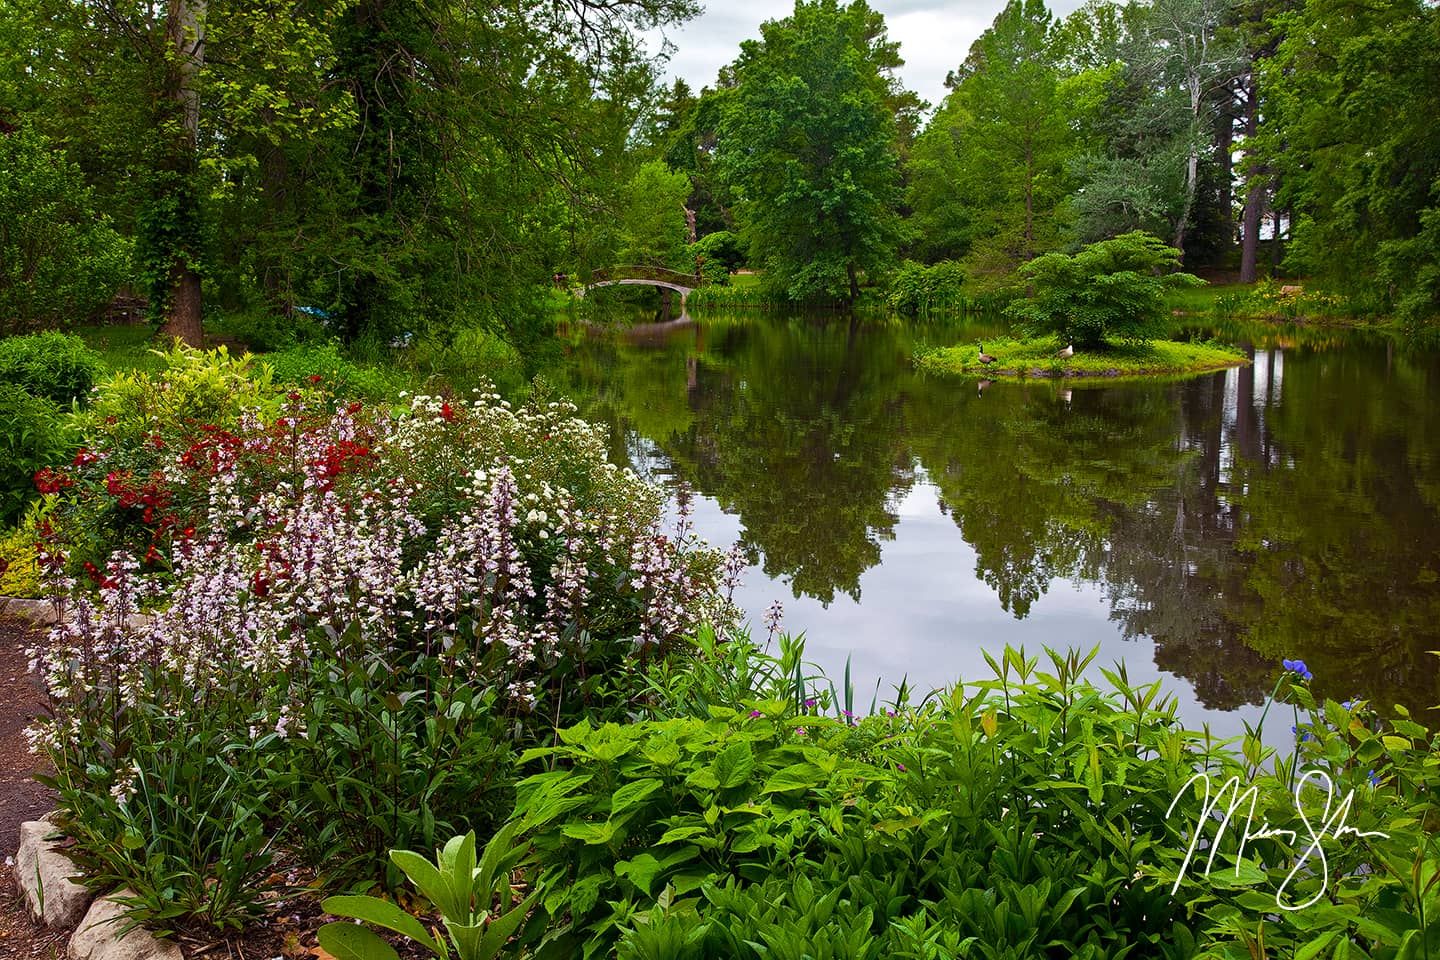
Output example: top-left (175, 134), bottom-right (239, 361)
top-left (917, 337), bottom-right (1248, 382)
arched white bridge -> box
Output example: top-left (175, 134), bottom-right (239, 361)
top-left (574, 265), bottom-right (699, 304)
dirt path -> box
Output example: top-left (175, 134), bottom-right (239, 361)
top-left (0, 614), bottom-right (65, 958)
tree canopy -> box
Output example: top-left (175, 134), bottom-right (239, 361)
top-left (717, 0), bottom-right (913, 305)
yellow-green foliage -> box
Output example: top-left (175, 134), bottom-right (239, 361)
top-left (917, 336), bottom-right (1247, 382)
top-left (78, 342), bottom-right (275, 444)
top-left (0, 499), bottom-right (54, 598)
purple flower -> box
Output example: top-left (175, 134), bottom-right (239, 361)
top-left (803, 699), bottom-right (816, 709)
top-left (748, 710), bottom-right (763, 718)
top-left (1282, 658), bottom-right (1314, 681)
top-left (1368, 770), bottom-right (1381, 788)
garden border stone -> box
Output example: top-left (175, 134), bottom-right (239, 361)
top-left (14, 816), bottom-right (93, 928)
top-left (68, 890), bottom-right (184, 960)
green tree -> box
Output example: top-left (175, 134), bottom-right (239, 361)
top-left (615, 161), bottom-right (693, 268)
top-left (717, 0), bottom-right (910, 304)
top-left (0, 126), bottom-right (131, 331)
top-left (1260, 0), bottom-right (1440, 326)
top-left (920, 0), bottom-right (1076, 279)
top-left (1061, 0), bottom-right (1240, 262)
top-left (1007, 230), bottom-right (1202, 346)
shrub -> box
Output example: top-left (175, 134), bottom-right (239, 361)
top-left (0, 499), bottom-right (55, 598)
top-left (0, 331), bottom-right (106, 404)
top-left (885, 260), bottom-right (967, 316)
top-left (32, 387), bottom-right (738, 902)
top-left (517, 646), bottom-right (1439, 960)
top-left (262, 340), bottom-right (403, 399)
top-left (690, 231), bottom-right (745, 273)
top-left (1007, 231), bottom-right (1204, 347)
top-left (0, 384), bottom-right (72, 526)
top-left (210, 305), bottom-right (326, 353)
top-left (0, 126), bottom-right (131, 331)
top-left (76, 341), bottom-right (274, 446)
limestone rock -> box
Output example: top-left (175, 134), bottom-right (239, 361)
top-left (68, 892), bottom-right (184, 960)
top-left (14, 819), bottom-right (93, 928)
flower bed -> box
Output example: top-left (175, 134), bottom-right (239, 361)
top-left (26, 369), bottom-right (740, 926)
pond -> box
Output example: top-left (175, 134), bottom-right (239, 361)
top-left (543, 309), bottom-right (1440, 738)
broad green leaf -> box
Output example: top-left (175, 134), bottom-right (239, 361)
top-left (712, 741), bottom-right (756, 789)
top-left (316, 922), bottom-right (400, 960)
top-left (320, 896), bottom-right (440, 953)
top-left (611, 778), bottom-right (663, 815)
top-left (761, 762), bottom-right (827, 794)
top-left (657, 825), bottom-right (708, 845)
top-left (390, 850), bottom-right (457, 918)
top-left (561, 821), bottom-right (617, 845)
top-left (477, 894), bottom-right (537, 959)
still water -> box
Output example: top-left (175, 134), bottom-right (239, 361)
top-left (545, 310), bottom-right (1440, 737)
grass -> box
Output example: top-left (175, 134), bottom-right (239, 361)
top-left (1163, 283), bottom-right (1250, 315)
top-left (1165, 280), bottom-right (1388, 325)
top-left (71, 323), bottom-right (171, 376)
top-left (916, 335), bottom-right (1248, 382)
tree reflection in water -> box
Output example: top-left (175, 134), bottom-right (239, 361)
top-left (546, 311), bottom-right (1440, 717)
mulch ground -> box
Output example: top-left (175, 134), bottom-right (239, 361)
top-left (0, 614), bottom-right (65, 959)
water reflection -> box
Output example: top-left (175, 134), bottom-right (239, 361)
top-left (545, 312), bottom-right (1440, 725)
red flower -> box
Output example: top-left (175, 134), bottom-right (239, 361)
top-left (73, 448), bottom-right (100, 467)
top-left (440, 402), bottom-right (455, 422)
top-left (33, 468), bottom-right (72, 494)
top-left (308, 374), bottom-right (324, 384)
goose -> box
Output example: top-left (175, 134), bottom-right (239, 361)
top-left (977, 343), bottom-right (996, 365)
top-left (1057, 343), bottom-right (1074, 358)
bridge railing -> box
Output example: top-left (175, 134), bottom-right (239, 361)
top-left (588, 264), bottom-right (700, 287)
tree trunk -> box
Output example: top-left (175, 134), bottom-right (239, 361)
top-left (1239, 74), bottom-right (1265, 284)
top-left (158, 0), bottom-right (206, 347)
top-left (1213, 87), bottom-right (1235, 244)
top-left (1023, 142), bottom-right (1034, 261)
top-left (846, 262), bottom-right (859, 304)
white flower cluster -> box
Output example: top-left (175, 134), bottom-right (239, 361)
top-left (29, 388), bottom-right (739, 770)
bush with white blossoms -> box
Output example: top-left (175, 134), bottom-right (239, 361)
top-left (29, 379), bottom-right (742, 916)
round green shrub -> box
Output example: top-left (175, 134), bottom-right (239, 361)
top-left (0, 383), bottom-right (72, 525)
top-left (0, 331), bottom-right (106, 404)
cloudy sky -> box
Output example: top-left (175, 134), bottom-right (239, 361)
top-left (644, 0), bottom-right (1088, 114)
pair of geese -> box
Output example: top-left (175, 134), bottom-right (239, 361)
top-left (975, 342), bottom-right (1074, 364)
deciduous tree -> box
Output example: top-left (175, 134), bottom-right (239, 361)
top-left (717, 0), bottom-right (910, 304)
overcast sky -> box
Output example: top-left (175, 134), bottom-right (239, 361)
top-left (643, 0), bottom-right (1089, 114)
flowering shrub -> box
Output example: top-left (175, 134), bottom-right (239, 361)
top-left (0, 383), bottom-right (74, 525)
top-left (30, 384), bottom-right (739, 910)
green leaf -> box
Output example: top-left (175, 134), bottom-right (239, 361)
top-left (1295, 931), bottom-right (1337, 960)
top-left (657, 825), bottom-right (709, 845)
top-left (320, 897), bottom-right (440, 953)
top-left (390, 850), bottom-right (457, 918)
top-left (761, 762), bottom-right (827, 794)
top-left (611, 779), bottom-right (663, 815)
top-left (561, 821), bottom-right (617, 845)
top-left (477, 894), bottom-right (537, 959)
top-left (616, 853), bottom-right (664, 897)
top-left (316, 922), bottom-right (401, 960)
top-left (712, 741), bottom-right (756, 790)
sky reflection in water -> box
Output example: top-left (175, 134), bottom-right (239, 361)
top-left (550, 307), bottom-right (1440, 745)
